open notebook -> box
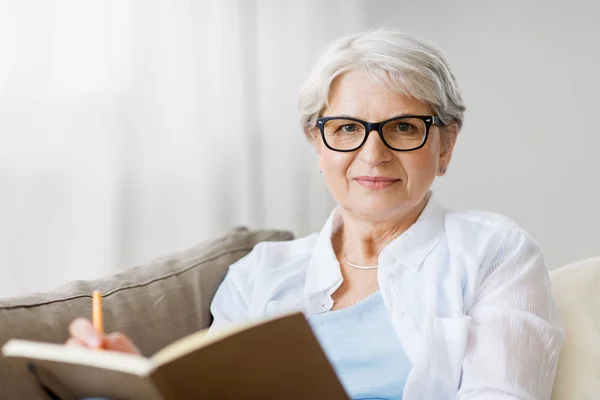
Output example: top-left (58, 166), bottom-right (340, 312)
top-left (2, 312), bottom-right (349, 400)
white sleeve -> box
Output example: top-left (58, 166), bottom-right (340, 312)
top-left (207, 244), bottom-right (262, 335)
top-left (457, 226), bottom-right (565, 400)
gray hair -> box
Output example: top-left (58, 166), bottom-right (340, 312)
top-left (298, 28), bottom-right (466, 136)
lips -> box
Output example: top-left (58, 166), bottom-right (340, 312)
top-left (353, 176), bottom-right (400, 189)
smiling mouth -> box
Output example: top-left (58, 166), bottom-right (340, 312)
top-left (353, 176), bottom-right (400, 189)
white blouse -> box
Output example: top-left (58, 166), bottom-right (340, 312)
top-left (209, 194), bottom-right (565, 399)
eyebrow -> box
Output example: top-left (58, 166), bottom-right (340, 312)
top-left (321, 113), bottom-right (420, 121)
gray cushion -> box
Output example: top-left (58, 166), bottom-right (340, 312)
top-left (0, 227), bottom-right (293, 399)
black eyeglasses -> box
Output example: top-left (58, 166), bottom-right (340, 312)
top-left (316, 115), bottom-right (444, 152)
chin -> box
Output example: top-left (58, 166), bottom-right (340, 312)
top-left (345, 198), bottom-right (405, 219)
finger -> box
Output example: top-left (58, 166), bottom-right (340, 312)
top-left (65, 337), bottom-right (90, 348)
top-left (68, 318), bottom-right (101, 348)
top-left (104, 332), bottom-right (141, 355)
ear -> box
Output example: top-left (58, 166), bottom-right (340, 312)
top-left (437, 122), bottom-right (459, 176)
top-left (305, 127), bottom-right (324, 171)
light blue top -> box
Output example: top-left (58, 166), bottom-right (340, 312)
top-left (308, 291), bottom-right (411, 400)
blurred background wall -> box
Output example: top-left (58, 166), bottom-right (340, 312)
top-left (1, 0), bottom-right (598, 297)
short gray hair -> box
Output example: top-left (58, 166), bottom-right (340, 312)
top-left (298, 28), bottom-right (466, 135)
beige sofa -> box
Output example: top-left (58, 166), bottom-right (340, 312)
top-left (0, 227), bottom-right (293, 399)
top-left (0, 226), bottom-right (598, 400)
top-left (549, 256), bottom-right (600, 400)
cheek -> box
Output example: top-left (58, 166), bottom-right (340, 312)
top-left (399, 148), bottom-right (439, 180)
top-left (321, 150), bottom-right (354, 176)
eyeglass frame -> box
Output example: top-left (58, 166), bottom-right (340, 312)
top-left (316, 114), bottom-right (445, 152)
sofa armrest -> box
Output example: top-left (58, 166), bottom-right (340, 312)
top-left (0, 227), bottom-right (293, 400)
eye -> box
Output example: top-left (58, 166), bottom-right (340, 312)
top-left (341, 124), bottom-right (358, 133)
top-left (396, 122), bottom-right (412, 132)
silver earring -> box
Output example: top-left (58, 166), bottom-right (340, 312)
top-left (440, 167), bottom-right (446, 174)
top-left (319, 171), bottom-right (323, 175)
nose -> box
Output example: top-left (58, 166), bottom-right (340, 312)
top-left (358, 129), bottom-right (393, 165)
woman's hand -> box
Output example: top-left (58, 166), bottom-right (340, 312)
top-left (66, 318), bottom-right (141, 355)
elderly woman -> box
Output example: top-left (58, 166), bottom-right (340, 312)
top-left (69, 28), bottom-right (564, 399)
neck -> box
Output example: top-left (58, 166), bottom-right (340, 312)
top-left (333, 194), bottom-right (430, 266)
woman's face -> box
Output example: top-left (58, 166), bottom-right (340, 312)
top-left (312, 70), bottom-right (456, 221)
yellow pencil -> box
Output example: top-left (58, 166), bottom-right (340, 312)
top-left (92, 290), bottom-right (105, 349)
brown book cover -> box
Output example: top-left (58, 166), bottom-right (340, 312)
top-left (2, 312), bottom-right (349, 400)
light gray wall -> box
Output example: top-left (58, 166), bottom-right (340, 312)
top-left (1, 1), bottom-right (597, 297)
top-left (361, 0), bottom-right (600, 269)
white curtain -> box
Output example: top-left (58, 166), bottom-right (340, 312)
top-left (0, 0), bottom-right (368, 297)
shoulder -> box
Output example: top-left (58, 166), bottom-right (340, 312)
top-left (444, 208), bottom-right (518, 235)
top-left (441, 207), bottom-right (542, 273)
top-left (443, 207), bottom-right (538, 250)
top-left (253, 233), bottom-right (320, 263)
top-left (210, 232), bottom-right (320, 326)
top-left (225, 232), bottom-right (319, 279)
